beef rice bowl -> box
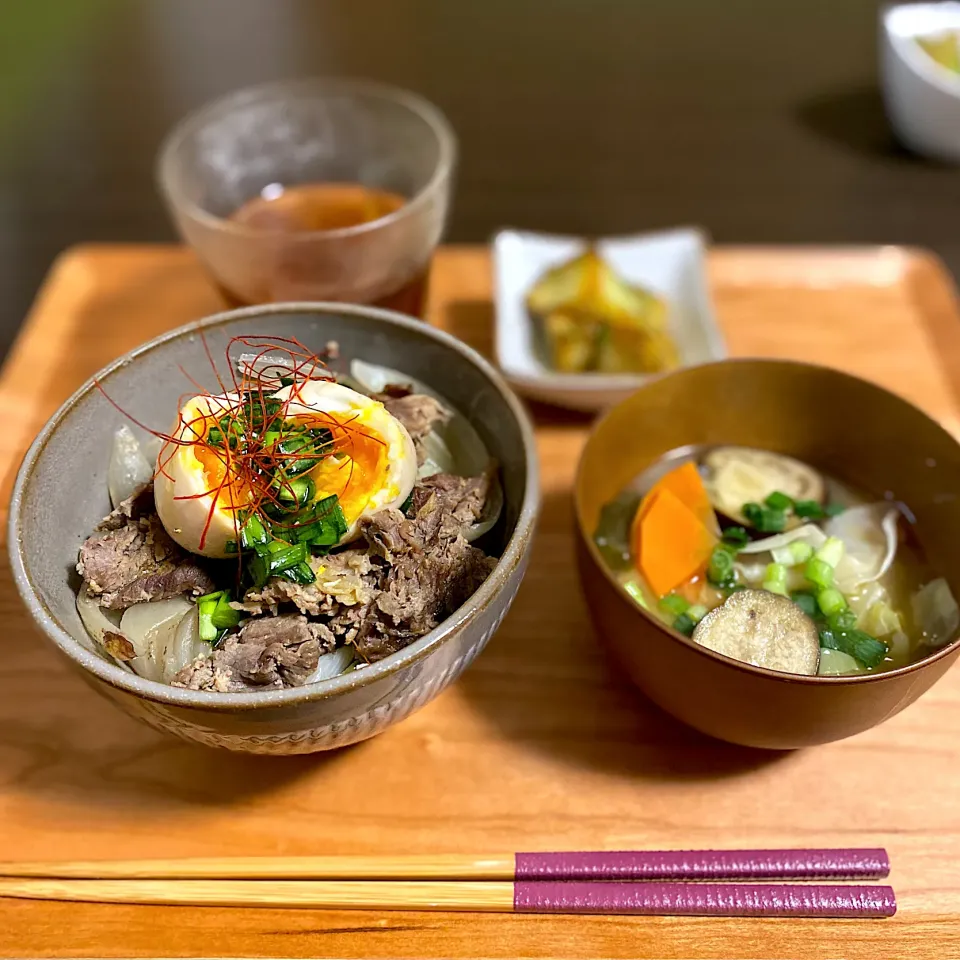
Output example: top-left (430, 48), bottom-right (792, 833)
top-left (75, 336), bottom-right (504, 693)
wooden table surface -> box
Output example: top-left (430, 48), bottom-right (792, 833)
top-left (2, 244), bottom-right (960, 958)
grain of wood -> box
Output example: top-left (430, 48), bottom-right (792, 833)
top-left (0, 244), bottom-right (959, 958)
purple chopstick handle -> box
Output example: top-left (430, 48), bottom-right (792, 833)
top-left (514, 849), bottom-right (889, 881)
top-left (513, 882), bottom-right (896, 918)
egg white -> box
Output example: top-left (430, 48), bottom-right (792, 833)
top-left (154, 393), bottom-right (247, 558)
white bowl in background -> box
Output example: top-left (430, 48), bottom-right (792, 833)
top-left (882, 2), bottom-right (960, 162)
top-left (493, 227), bottom-right (724, 413)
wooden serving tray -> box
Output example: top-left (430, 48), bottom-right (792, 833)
top-left (1, 244), bottom-right (959, 959)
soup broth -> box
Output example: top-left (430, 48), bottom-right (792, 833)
top-left (594, 445), bottom-right (959, 677)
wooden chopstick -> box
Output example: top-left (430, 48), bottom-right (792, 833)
top-left (0, 878), bottom-right (897, 918)
top-left (0, 848), bottom-right (891, 882)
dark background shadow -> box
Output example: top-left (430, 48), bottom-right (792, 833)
top-left (794, 84), bottom-right (935, 164)
top-left (5, 0), bottom-right (960, 364)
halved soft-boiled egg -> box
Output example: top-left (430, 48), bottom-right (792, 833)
top-left (154, 381), bottom-right (417, 558)
top-left (272, 379), bottom-right (418, 541)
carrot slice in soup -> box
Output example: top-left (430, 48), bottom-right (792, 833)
top-left (635, 487), bottom-right (718, 597)
top-left (632, 461), bottom-right (719, 557)
top-left (642, 461), bottom-right (718, 535)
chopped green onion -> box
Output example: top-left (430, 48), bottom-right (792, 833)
top-left (239, 514), bottom-right (270, 550)
top-left (210, 594), bottom-right (242, 630)
top-left (207, 427), bottom-right (224, 446)
top-left (277, 474), bottom-right (316, 508)
top-left (197, 595), bottom-right (220, 642)
top-left (764, 490), bottom-right (794, 511)
top-left (224, 539), bottom-right (238, 555)
top-left (659, 593), bottom-right (690, 616)
top-left (278, 428), bottom-right (334, 476)
top-left (815, 536), bottom-right (845, 569)
top-left (707, 545), bottom-right (737, 587)
top-left (828, 608), bottom-right (857, 631)
top-left (743, 501), bottom-right (786, 533)
top-left (824, 503), bottom-right (846, 517)
top-left (793, 499), bottom-right (823, 520)
top-left (248, 552), bottom-right (271, 589)
top-left (277, 561), bottom-right (317, 585)
top-left (673, 612), bottom-right (697, 637)
top-left (817, 587), bottom-right (846, 618)
top-left (281, 495), bottom-right (347, 546)
top-left (819, 627), bottom-right (887, 668)
top-left (788, 541), bottom-right (814, 565)
top-left (265, 541), bottom-right (308, 574)
top-left (791, 591), bottom-right (819, 619)
top-left (623, 580), bottom-right (648, 608)
top-left (687, 604), bottom-right (708, 623)
top-left (762, 562), bottom-right (789, 596)
top-left (401, 491), bottom-right (415, 515)
top-left (721, 526), bottom-right (750, 548)
top-left (196, 590), bottom-right (226, 605)
top-left (805, 557), bottom-right (834, 590)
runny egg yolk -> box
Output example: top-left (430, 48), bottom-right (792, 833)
top-left (301, 415), bottom-right (390, 528)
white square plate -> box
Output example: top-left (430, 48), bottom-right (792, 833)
top-left (493, 227), bottom-right (725, 412)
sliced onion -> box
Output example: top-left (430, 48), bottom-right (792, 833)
top-left (108, 426), bottom-right (154, 508)
top-left (417, 431), bottom-right (457, 479)
top-left (119, 598), bottom-right (194, 683)
top-left (738, 524), bottom-right (828, 556)
top-left (306, 643), bottom-right (355, 682)
top-left (818, 648), bottom-right (861, 676)
top-left (465, 474), bottom-right (504, 542)
top-left (350, 359), bottom-right (428, 397)
top-left (76, 587), bottom-right (126, 657)
top-left (825, 505), bottom-right (900, 592)
top-left (912, 578), bottom-right (960, 648)
top-left (165, 606), bottom-right (211, 682)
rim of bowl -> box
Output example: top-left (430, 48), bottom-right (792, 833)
top-left (156, 77), bottom-right (458, 243)
top-left (9, 302), bottom-right (539, 711)
top-left (575, 356), bottom-right (960, 686)
top-left (883, 3), bottom-right (960, 96)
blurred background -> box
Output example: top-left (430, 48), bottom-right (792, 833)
top-left (2, 0), bottom-right (959, 359)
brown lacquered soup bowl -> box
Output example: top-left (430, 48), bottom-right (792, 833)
top-left (575, 359), bottom-right (960, 749)
top-left (9, 303), bottom-right (538, 754)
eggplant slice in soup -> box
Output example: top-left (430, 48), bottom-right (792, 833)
top-left (692, 588), bottom-right (821, 675)
top-left (702, 447), bottom-right (824, 530)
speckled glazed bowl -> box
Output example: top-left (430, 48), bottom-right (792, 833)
top-left (9, 304), bottom-right (538, 754)
top-left (575, 359), bottom-right (960, 749)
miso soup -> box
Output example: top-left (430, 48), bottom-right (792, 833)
top-left (594, 445), bottom-right (959, 677)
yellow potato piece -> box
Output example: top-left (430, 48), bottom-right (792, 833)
top-left (527, 248), bottom-right (677, 374)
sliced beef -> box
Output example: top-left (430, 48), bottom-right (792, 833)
top-left (77, 485), bottom-right (215, 610)
top-left (381, 393), bottom-right (449, 443)
top-left (410, 472), bottom-right (491, 535)
top-left (173, 614), bottom-right (325, 692)
top-left (354, 498), bottom-right (497, 661)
